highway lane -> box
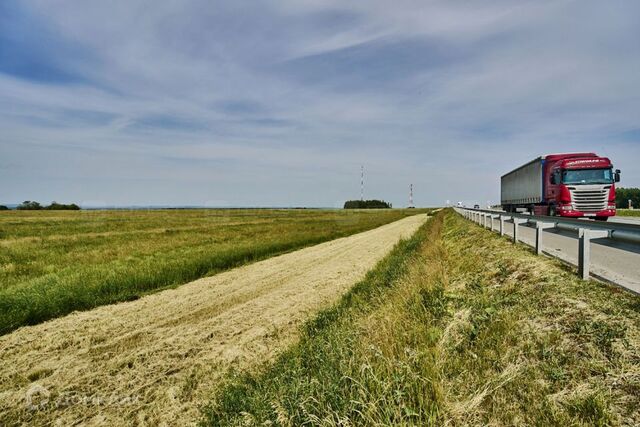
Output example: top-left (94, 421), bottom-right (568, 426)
top-left (484, 216), bottom-right (640, 294)
top-left (610, 215), bottom-right (640, 226)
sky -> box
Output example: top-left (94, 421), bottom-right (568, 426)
top-left (1, 0), bottom-right (639, 208)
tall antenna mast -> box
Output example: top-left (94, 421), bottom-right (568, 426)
top-left (409, 183), bottom-right (414, 208)
top-left (360, 165), bottom-right (364, 201)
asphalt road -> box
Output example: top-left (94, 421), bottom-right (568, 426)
top-left (609, 215), bottom-right (640, 225)
top-left (484, 216), bottom-right (640, 294)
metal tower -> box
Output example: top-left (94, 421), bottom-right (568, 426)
top-left (409, 184), bottom-right (414, 208)
top-left (360, 165), bottom-right (364, 201)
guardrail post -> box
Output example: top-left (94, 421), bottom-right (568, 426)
top-left (578, 228), bottom-right (609, 280)
top-left (536, 226), bottom-right (543, 255)
top-left (578, 228), bottom-right (590, 280)
top-left (535, 222), bottom-right (554, 255)
top-left (490, 214), bottom-right (498, 232)
top-left (512, 218), bottom-right (526, 243)
top-left (499, 216), bottom-right (505, 236)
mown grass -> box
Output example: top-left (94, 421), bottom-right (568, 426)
top-left (617, 209), bottom-right (640, 218)
top-left (203, 209), bottom-right (640, 426)
top-left (0, 208), bottom-right (427, 334)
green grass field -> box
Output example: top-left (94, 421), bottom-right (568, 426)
top-left (618, 209), bottom-right (640, 217)
top-left (0, 208), bottom-right (426, 335)
top-left (204, 210), bottom-right (640, 425)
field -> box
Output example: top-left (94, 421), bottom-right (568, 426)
top-left (0, 208), bottom-right (425, 334)
top-left (2, 208), bottom-right (638, 425)
top-left (205, 210), bottom-right (640, 426)
top-left (0, 213), bottom-right (428, 425)
top-left (618, 209), bottom-right (640, 217)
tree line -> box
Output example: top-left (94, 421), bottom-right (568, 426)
top-left (344, 199), bottom-right (392, 209)
top-left (616, 187), bottom-right (640, 209)
top-left (12, 201), bottom-right (81, 210)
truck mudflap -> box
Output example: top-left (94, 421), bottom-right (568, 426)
top-left (533, 205), bottom-right (549, 216)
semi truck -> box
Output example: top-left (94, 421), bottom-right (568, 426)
top-left (501, 153), bottom-right (620, 221)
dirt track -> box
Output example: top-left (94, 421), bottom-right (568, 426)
top-left (0, 214), bottom-right (427, 426)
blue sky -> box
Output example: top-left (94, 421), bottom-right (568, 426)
top-left (1, 0), bottom-right (639, 207)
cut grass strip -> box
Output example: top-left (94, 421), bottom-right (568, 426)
top-left (0, 209), bottom-right (427, 334)
top-left (201, 211), bottom-right (444, 425)
top-left (202, 209), bottom-right (640, 426)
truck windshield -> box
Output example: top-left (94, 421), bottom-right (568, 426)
top-left (562, 168), bottom-right (612, 185)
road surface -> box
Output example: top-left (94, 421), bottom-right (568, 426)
top-left (0, 214), bottom-right (427, 426)
top-left (609, 215), bottom-right (640, 225)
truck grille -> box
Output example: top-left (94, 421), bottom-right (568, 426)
top-left (569, 186), bottom-right (609, 212)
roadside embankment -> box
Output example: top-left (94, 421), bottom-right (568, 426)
top-left (204, 209), bottom-right (640, 426)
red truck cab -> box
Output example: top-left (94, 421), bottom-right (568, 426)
top-left (543, 153), bottom-right (620, 220)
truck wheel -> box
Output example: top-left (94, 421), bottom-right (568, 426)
top-left (595, 216), bottom-right (608, 222)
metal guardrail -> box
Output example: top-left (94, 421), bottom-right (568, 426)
top-left (454, 207), bottom-right (640, 281)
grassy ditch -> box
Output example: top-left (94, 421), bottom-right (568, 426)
top-left (618, 209), bottom-right (640, 218)
top-left (203, 209), bottom-right (640, 426)
top-left (0, 208), bottom-right (427, 335)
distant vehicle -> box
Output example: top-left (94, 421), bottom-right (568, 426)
top-left (501, 153), bottom-right (620, 221)
top-left (473, 204), bottom-right (480, 209)
top-left (457, 201), bottom-right (464, 207)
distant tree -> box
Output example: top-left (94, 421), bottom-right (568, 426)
top-left (344, 199), bottom-right (392, 209)
top-left (15, 201), bottom-right (81, 210)
top-left (616, 187), bottom-right (640, 209)
top-left (45, 202), bottom-right (80, 210)
top-left (0, 205), bottom-right (8, 211)
top-left (17, 201), bottom-right (42, 210)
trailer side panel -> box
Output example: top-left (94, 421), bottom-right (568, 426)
top-left (501, 157), bottom-right (544, 206)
